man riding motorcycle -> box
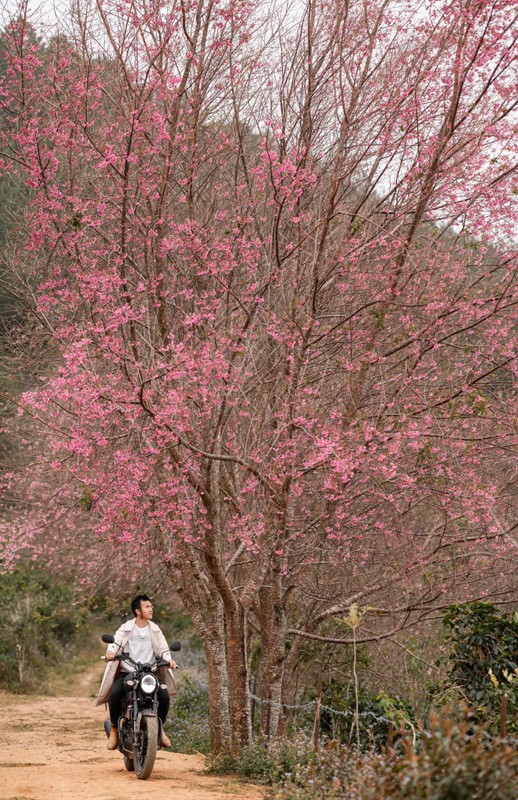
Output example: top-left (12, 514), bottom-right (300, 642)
top-left (96, 594), bottom-right (178, 750)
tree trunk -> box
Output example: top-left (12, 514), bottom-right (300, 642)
top-left (225, 604), bottom-right (252, 755)
top-left (205, 641), bottom-right (232, 755)
top-left (167, 547), bottom-right (234, 755)
top-left (256, 570), bottom-right (287, 739)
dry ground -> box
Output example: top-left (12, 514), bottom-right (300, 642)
top-left (0, 670), bottom-right (264, 800)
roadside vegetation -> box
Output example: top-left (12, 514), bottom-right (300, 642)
top-left (168, 602), bottom-right (518, 800)
top-left (266, 718), bottom-right (518, 800)
top-left (0, 565), bottom-right (88, 692)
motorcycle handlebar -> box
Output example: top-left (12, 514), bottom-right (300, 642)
top-left (100, 652), bottom-right (177, 668)
top-left (100, 634), bottom-right (180, 667)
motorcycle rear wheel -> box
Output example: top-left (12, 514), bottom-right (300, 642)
top-left (134, 715), bottom-right (158, 780)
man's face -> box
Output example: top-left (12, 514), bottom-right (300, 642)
top-left (136, 600), bottom-right (153, 621)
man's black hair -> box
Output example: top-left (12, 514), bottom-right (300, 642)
top-left (131, 594), bottom-right (151, 617)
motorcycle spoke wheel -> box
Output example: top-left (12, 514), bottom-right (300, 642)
top-left (134, 716), bottom-right (158, 780)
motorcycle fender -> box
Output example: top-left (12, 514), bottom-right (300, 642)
top-left (135, 709), bottom-right (158, 731)
top-left (135, 709), bottom-right (161, 747)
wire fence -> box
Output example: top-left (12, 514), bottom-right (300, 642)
top-left (249, 684), bottom-right (516, 752)
top-left (250, 693), bottom-right (394, 725)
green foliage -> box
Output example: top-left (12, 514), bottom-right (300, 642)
top-left (294, 679), bottom-right (413, 752)
top-left (441, 602), bottom-right (518, 735)
top-left (266, 740), bottom-right (369, 800)
top-left (150, 605), bottom-right (204, 656)
top-left (206, 751), bottom-right (239, 774)
top-left (165, 674), bottom-right (211, 754)
top-left (268, 714), bottom-right (518, 800)
top-left (323, 682), bottom-right (413, 751)
top-left (0, 565), bottom-right (87, 691)
top-left (209, 733), bottom-right (311, 783)
top-left (371, 306), bottom-right (385, 329)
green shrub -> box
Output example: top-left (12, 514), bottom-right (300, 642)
top-left (165, 674), bottom-right (211, 754)
top-left (320, 681), bottom-right (414, 751)
top-left (210, 733), bottom-right (311, 783)
top-left (267, 742), bottom-right (366, 800)
top-left (0, 565), bottom-right (87, 691)
top-left (441, 602), bottom-right (518, 736)
top-left (291, 679), bottom-right (413, 752)
top-left (268, 713), bottom-right (518, 800)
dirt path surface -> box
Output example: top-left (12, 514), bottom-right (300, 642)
top-left (0, 691), bottom-right (265, 800)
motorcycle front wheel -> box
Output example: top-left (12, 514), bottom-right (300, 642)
top-left (124, 754), bottom-right (134, 771)
top-left (133, 715), bottom-right (158, 780)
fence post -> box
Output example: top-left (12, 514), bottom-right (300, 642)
top-left (500, 694), bottom-right (508, 740)
top-left (313, 672), bottom-right (323, 752)
top-left (16, 643), bottom-right (24, 685)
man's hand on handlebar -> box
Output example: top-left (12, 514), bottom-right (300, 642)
top-left (103, 650), bottom-right (176, 667)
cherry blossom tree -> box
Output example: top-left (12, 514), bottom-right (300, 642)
top-left (0, 0), bottom-right (517, 753)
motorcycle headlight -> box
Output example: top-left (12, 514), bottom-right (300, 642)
top-left (140, 674), bottom-right (158, 694)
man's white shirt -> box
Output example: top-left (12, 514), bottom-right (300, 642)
top-left (122, 624), bottom-right (154, 671)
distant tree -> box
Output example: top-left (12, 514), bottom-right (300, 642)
top-left (0, 0), bottom-right (516, 754)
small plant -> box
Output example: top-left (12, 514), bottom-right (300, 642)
top-left (206, 751), bottom-right (239, 774)
top-left (209, 732), bottom-right (311, 783)
top-left (245, 734), bottom-right (310, 783)
top-left (315, 680), bottom-right (414, 752)
top-left (268, 712), bottom-right (518, 800)
top-left (165, 674), bottom-right (211, 754)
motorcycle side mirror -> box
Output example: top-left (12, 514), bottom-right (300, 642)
top-left (171, 641), bottom-right (182, 651)
top-left (102, 633), bottom-right (115, 644)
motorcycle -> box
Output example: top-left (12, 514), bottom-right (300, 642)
top-left (101, 633), bottom-right (181, 780)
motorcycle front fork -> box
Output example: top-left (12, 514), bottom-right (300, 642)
top-left (124, 700), bottom-right (162, 748)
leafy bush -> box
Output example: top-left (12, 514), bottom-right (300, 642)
top-left (0, 565), bottom-right (87, 691)
top-left (165, 674), bottom-right (211, 754)
top-left (266, 740), bottom-right (372, 800)
top-left (209, 733), bottom-right (311, 783)
top-left (441, 602), bottom-right (518, 736)
top-left (268, 713), bottom-right (518, 800)
top-left (319, 681), bottom-right (414, 751)
top-left (291, 679), bottom-right (413, 752)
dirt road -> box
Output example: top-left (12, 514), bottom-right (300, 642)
top-left (0, 691), bottom-right (265, 800)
